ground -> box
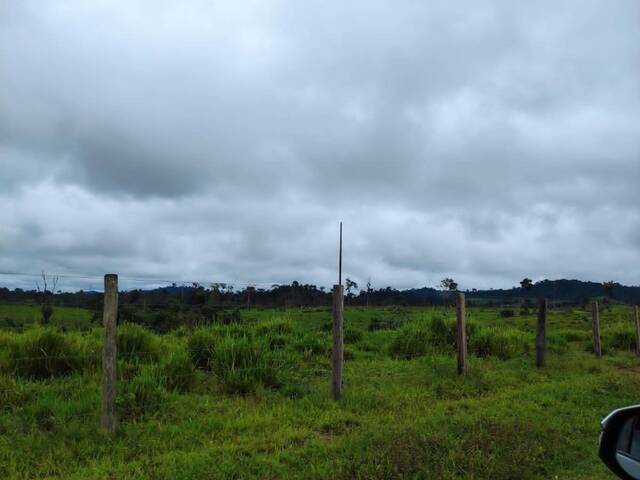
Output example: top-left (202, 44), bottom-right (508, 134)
top-left (0, 303), bottom-right (637, 479)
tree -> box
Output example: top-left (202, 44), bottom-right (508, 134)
top-left (603, 281), bottom-right (619, 300)
top-left (439, 278), bottom-right (458, 292)
top-left (439, 278), bottom-right (458, 307)
top-left (345, 277), bottom-right (358, 302)
top-left (366, 277), bottom-right (372, 308)
top-left (520, 278), bottom-right (533, 291)
top-left (35, 270), bottom-right (58, 325)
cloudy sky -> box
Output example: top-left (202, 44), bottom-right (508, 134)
top-left (1, 0), bottom-right (639, 292)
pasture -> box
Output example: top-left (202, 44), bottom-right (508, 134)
top-left (1, 303), bottom-right (639, 479)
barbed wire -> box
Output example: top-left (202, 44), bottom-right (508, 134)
top-left (0, 270), bottom-right (285, 288)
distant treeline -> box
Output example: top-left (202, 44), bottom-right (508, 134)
top-left (1, 279), bottom-right (639, 310)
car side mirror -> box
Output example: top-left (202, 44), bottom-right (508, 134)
top-left (600, 405), bottom-right (640, 479)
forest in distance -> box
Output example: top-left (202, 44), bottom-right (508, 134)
top-left (2, 277), bottom-right (639, 311)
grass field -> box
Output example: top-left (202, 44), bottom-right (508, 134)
top-left (0, 303), bottom-right (94, 331)
top-left (1, 303), bottom-right (639, 479)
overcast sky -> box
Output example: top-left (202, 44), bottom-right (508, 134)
top-left (1, 0), bottom-right (639, 292)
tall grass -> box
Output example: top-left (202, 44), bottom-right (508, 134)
top-left (210, 335), bottom-right (281, 394)
top-left (3, 328), bottom-right (84, 379)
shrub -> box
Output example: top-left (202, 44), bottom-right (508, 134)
top-left (428, 316), bottom-right (475, 352)
top-left (368, 317), bottom-right (404, 332)
top-left (159, 349), bottom-right (196, 392)
top-left (117, 324), bottom-right (159, 363)
top-left (187, 329), bottom-right (218, 370)
top-left (6, 329), bottom-right (82, 379)
top-left (344, 328), bottom-right (364, 343)
top-left (210, 336), bottom-right (280, 394)
top-left (389, 326), bottom-right (430, 359)
top-left (428, 316), bottom-right (455, 349)
top-left (499, 309), bottom-right (515, 318)
top-left (604, 325), bottom-right (637, 353)
top-left (470, 327), bottom-right (530, 360)
top-left (117, 365), bottom-right (166, 420)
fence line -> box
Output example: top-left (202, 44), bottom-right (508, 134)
top-left (3, 273), bottom-right (640, 436)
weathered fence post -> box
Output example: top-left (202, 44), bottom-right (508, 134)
top-left (456, 292), bottom-right (467, 375)
top-left (101, 274), bottom-right (118, 434)
top-left (332, 284), bottom-right (344, 400)
top-left (634, 305), bottom-right (640, 356)
top-left (592, 301), bottom-right (602, 358)
top-left (536, 297), bottom-right (547, 367)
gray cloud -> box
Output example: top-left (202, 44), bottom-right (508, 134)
top-left (1, 0), bottom-right (639, 291)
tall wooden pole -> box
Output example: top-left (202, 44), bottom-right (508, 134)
top-left (101, 274), bottom-right (118, 434)
top-left (338, 222), bottom-right (342, 286)
top-left (634, 305), bottom-right (640, 356)
top-left (456, 292), bottom-right (467, 375)
top-left (536, 297), bottom-right (547, 367)
top-left (592, 301), bottom-right (602, 358)
top-left (332, 284), bottom-right (344, 400)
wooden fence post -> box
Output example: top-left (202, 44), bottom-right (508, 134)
top-left (332, 284), bottom-right (344, 400)
top-left (456, 292), bottom-right (467, 375)
top-left (101, 274), bottom-right (118, 434)
top-left (634, 305), bottom-right (640, 356)
top-left (592, 301), bottom-right (602, 358)
top-left (536, 297), bottom-right (547, 367)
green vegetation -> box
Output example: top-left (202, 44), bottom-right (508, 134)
top-left (1, 304), bottom-right (640, 479)
top-left (0, 303), bottom-right (94, 330)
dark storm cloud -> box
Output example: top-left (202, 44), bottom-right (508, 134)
top-left (0, 0), bottom-right (639, 290)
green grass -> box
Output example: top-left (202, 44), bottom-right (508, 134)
top-left (0, 304), bottom-right (639, 478)
top-left (0, 303), bottom-right (94, 331)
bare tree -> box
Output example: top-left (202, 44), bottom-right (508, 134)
top-left (35, 270), bottom-right (58, 325)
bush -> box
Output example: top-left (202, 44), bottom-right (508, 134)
top-left (389, 326), bottom-right (430, 359)
top-left (159, 349), bottom-right (196, 392)
top-left (6, 329), bottom-right (82, 379)
top-left (117, 324), bottom-right (159, 363)
top-left (117, 365), bottom-right (166, 420)
top-left (344, 327), bottom-right (364, 343)
top-left (470, 328), bottom-right (530, 360)
top-left (428, 316), bottom-right (455, 349)
top-left (499, 309), bottom-right (515, 318)
top-left (368, 317), bottom-right (404, 332)
top-left (604, 325), bottom-right (637, 353)
top-left (210, 336), bottom-right (280, 394)
top-left (187, 329), bottom-right (218, 370)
